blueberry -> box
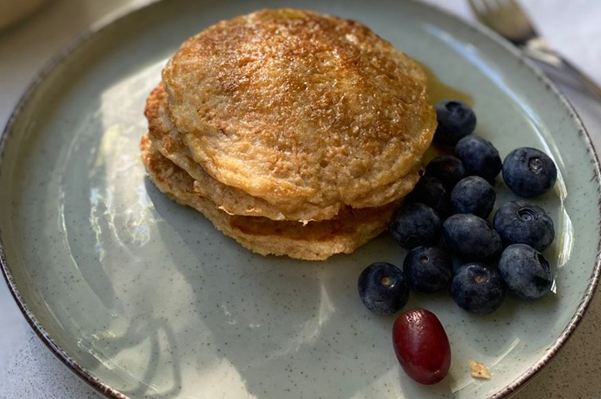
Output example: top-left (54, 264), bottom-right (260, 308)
top-left (403, 246), bottom-right (453, 292)
top-left (498, 244), bottom-right (553, 299)
top-left (424, 155), bottom-right (466, 188)
top-left (443, 214), bottom-right (503, 261)
top-left (433, 100), bottom-right (477, 147)
top-left (390, 203), bottom-right (442, 249)
top-left (406, 176), bottom-right (451, 217)
top-left (493, 200), bottom-right (555, 251)
top-left (358, 262), bottom-right (410, 314)
top-left (456, 135), bottom-right (502, 182)
top-left (503, 147), bottom-right (557, 197)
top-left (450, 176), bottom-right (496, 218)
top-left (451, 263), bottom-right (506, 315)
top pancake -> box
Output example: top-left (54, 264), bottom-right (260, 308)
top-left (162, 9), bottom-right (436, 212)
top-left (146, 83), bottom-right (422, 221)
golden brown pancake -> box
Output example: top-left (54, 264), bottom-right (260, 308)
top-left (140, 134), bottom-right (397, 260)
top-left (162, 9), bottom-right (436, 215)
top-left (145, 83), bottom-right (422, 221)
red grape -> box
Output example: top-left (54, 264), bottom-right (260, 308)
top-left (392, 309), bottom-right (451, 385)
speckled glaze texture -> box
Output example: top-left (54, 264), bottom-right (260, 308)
top-left (0, 0), bottom-right (599, 399)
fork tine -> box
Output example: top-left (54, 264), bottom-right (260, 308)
top-left (493, 0), bottom-right (527, 18)
top-left (468, 0), bottom-right (494, 23)
top-left (483, 0), bottom-right (502, 13)
top-left (467, 0), bottom-right (486, 15)
top-left (505, 0), bottom-right (521, 8)
top-left (468, 0), bottom-right (538, 44)
top-left (482, 0), bottom-right (504, 11)
top-left (504, 0), bottom-right (528, 18)
top-left (466, 0), bottom-right (480, 12)
top-left (502, 0), bottom-right (539, 40)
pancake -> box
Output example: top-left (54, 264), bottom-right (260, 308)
top-left (140, 134), bottom-right (397, 260)
top-left (162, 9), bottom-right (436, 215)
top-left (145, 83), bottom-right (422, 221)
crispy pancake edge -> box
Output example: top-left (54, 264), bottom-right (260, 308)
top-left (140, 134), bottom-right (397, 260)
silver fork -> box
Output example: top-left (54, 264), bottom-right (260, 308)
top-left (468, 0), bottom-right (601, 99)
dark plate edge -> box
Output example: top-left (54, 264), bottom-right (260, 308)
top-left (0, 1), bottom-right (599, 399)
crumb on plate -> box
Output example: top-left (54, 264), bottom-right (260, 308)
top-left (470, 359), bottom-right (491, 380)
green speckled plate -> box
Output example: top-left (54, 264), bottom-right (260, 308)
top-left (1, 0), bottom-right (600, 398)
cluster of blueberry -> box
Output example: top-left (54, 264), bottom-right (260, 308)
top-left (359, 100), bottom-right (558, 317)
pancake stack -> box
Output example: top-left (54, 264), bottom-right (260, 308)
top-left (141, 9), bottom-right (437, 260)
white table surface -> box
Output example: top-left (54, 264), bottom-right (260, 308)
top-left (1, 0), bottom-right (600, 398)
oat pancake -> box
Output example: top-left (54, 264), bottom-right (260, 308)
top-left (162, 9), bottom-right (436, 214)
top-left (141, 134), bottom-right (397, 260)
top-left (145, 83), bottom-right (422, 221)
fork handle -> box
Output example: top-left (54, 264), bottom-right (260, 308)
top-left (521, 38), bottom-right (601, 100)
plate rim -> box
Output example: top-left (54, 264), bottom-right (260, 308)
top-left (0, 1), bottom-right (600, 398)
